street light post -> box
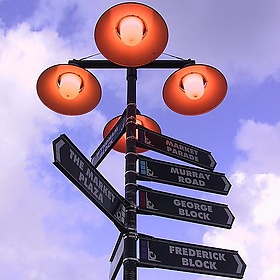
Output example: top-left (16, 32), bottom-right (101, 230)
top-left (124, 67), bottom-right (138, 280)
top-left (36, 2), bottom-right (236, 280)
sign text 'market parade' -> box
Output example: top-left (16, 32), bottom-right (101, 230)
top-left (166, 140), bottom-right (199, 162)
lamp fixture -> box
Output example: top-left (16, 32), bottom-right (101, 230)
top-left (163, 64), bottom-right (227, 115)
top-left (94, 2), bottom-right (168, 67)
top-left (103, 113), bottom-right (161, 153)
top-left (36, 64), bottom-right (101, 115)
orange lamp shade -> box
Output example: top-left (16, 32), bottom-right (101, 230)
top-left (36, 64), bottom-right (101, 115)
top-left (94, 2), bottom-right (168, 67)
top-left (163, 64), bottom-right (227, 115)
top-left (103, 114), bottom-right (161, 153)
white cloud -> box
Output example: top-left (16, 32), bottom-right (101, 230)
top-left (233, 120), bottom-right (280, 174)
top-left (0, 166), bottom-right (107, 279)
top-left (0, 20), bottom-right (112, 280)
top-left (252, 173), bottom-right (280, 226)
top-left (0, 10), bottom-right (131, 279)
top-left (198, 120), bottom-right (280, 280)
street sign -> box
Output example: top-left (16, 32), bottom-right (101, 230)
top-left (53, 134), bottom-right (128, 232)
top-left (137, 155), bottom-right (231, 195)
top-left (138, 186), bottom-right (234, 229)
top-left (109, 234), bottom-right (124, 280)
top-left (139, 234), bottom-right (246, 279)
top-left (137, 126), bottom-right (216, 170)
top-left (91, 112), bottom-right (126, 167)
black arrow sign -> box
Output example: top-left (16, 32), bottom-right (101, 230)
top-left (53, 134), bottom-right (128, 232)
top-left (138, 186), bottom-right (234, 229)
top-left (91, 112), bottom-right (126, 168)
top-left (137, 155), bottom-right (231, 195)
top-left (137, 126), bottom-right (216, 170)
top-left (139, 234), bottom-right (246, 279)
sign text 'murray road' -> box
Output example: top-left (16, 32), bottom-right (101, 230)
top-left (137, 155), bottom-right (231, 195)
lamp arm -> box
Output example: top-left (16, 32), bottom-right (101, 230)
top-left (68, 59), bottom-right (196, 70)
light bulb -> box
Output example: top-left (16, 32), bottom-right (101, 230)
top-left (182, 73), bottom-right (205, 100)
top-left (59, 73), bottom-right (82, 100)
top-left (119, 16), bottom-right (144, 46)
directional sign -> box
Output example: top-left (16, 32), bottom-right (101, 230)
top-left (138, 186), bottom-right (234, 229)
top-left (139, 235), bottom-right (246, 279)
top-left (91, 112), bottom-right (126, 167)
top-left (109, 234), bottom-right (124, 280)
top-left (137, 155), bottom-right (231, 195)
top-left (137, 126), bottom-right (216, 170)
top-left (53, 134), bottom-right (128, 232)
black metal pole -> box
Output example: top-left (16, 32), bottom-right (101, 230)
top-left (123, 67), bottom-right (138, 280)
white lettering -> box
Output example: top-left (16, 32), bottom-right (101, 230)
top-left (166, 140), bottom-right (199, 155)
top-left (173, 200), bottom-right (213, 213)
top-left (170, 246), bottom-right (225, 271)
top-left (178, 176), bottom-right (206, 186)
top-left (85, 168), bottom-right (115, 203)
top-left (170, 168), bottom-right (211, 183)
top-left (182, 258), bottom-right (217, 270)
top-left (78, 172), bottom-right (103, 204)
top-left (69, 149), bottom-right (84, 170)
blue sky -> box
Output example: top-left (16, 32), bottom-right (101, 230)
top-left (0, 0), bottom-right (280, 279)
